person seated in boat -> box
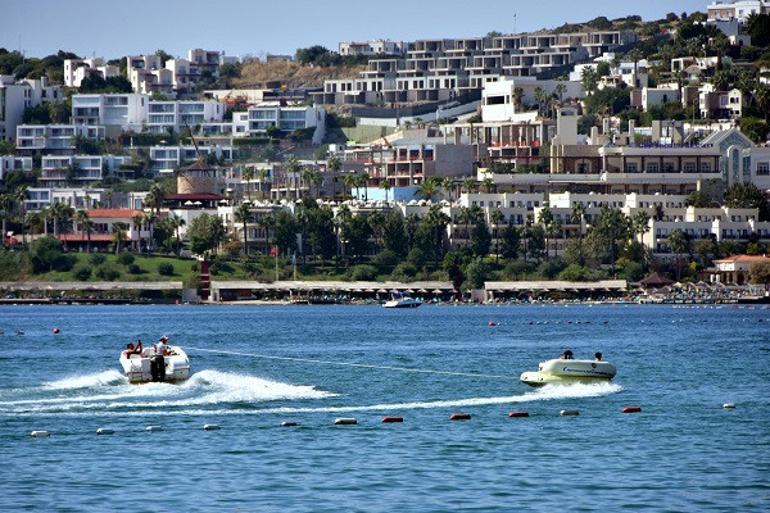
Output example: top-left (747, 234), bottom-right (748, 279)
top-left (594, 352), bottom-right (603, 362)
top-left (124, 340), bottom-right (143, 358)
top-left (560, 350), bottom-right (574, 360)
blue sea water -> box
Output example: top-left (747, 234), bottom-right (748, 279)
top-left (0, 304), bottom-right (768, 512)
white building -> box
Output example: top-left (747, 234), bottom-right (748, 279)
top-left (63, 58), bottom-right (119, 88)
top-left (149, 145), bottom-right (236, 174)
top-left (0, 155), bottom-right (33, 181)
top-left (24, 187), bottom-right (105, 212)
top-left (16, 124), bottom-right (105, 154)
top-left (71, 94), bottom-right (150, 135)
top-left (481, 78), bottom-right (584, 121)
top-left (146, 100), bottom-right (225, 134)
top-left (0, 76), bottom-right (63, 141)
top-left (40, 154), bottom-right (129, 185)
top-left (641, 86), bottom-right (682, 111)
top-left (339, 40), bottom-right (405, 56)
top-left (246, 103), bottom-right (326, 143)
top-left (707, 1), bottom-right (770, 22)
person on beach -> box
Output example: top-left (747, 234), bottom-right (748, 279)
top-left (594, 352), bottom-right (603, 361)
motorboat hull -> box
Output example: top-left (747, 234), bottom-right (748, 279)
top-left (119, 346), bottom-right (191, 384)
top-left (383, 298), bottom-right (422, 308)
top-left (520, 359), bottom-right (616, 387)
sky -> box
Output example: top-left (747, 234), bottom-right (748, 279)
top-left (2, 0), bottom-right (708, 59)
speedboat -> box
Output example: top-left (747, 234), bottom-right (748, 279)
top-left (383, 296), bottom-right (422, 309)
top-left (520, 358), bottom-right (616, 387)
top-left (119, 345), bottom-right (191, 384)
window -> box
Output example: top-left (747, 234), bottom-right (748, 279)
top-left (646, 162), bottom-right (659, 172)
top-left (684, 162), bottom-right (697, 173)
top-left (625, 162), bottom-right (638, 173)
top-left (757, 162), bottom-right (770, 175)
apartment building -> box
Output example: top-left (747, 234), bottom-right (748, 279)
top-left (40, 155), bottom-right (129, 185)
top-left (339, 40), bottom-right (406, 56)
top-left (0, 155), bottom-right (32, 180)
top-left (16, 124), bottom-right (105, 154)
top-left (146, 100), bottom-right (225, 134)
top-left (707, 0), bottom-right (770, 22)
top-left (71, 94), bottom-right (150, 135)
top-left (57, 208), bottom-right (152, 250)
top-left (200, 112), bottom-right (249, 138)
top-left (24, 187), bottom-right (105, 212)
top-left (0, 76), bottom-right (63, 141)
top-left (315, 30), bottom-right (635, 106)
top-left (63, 58), bottom-right (119, 88)
top-left (481, 78), bottom-right (584, 120)
top-left (149, 145), bottom-right (236, 174)
top-left (246, 103), bottom-right (326, 143)
top-left (699, 87), bottom-right (745, 120)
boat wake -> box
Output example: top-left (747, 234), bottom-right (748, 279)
top-left (0, 377), bottom-right (621, 417)
top-left (0, 369), bottom-right (336, 415)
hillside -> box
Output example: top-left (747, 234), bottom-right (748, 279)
top-left (234, 60), bottom-right (365, 89)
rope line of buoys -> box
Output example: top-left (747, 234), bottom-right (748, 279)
top-left (24, 403), bottom-right (741, 437)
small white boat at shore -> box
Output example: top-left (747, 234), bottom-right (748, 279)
top-left (520, 358), bottom-right (616, 387)
top-left (119, 346), bottom-right (191, 384)
top-left (383, 296), bottom-right (422, 309)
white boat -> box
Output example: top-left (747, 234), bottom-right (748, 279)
top-left (520, 358), bottom-right (616, 387)
top-left (119, 345), bottom-right (191, 384)
top-left (383, 296), bottom-right (422, 309)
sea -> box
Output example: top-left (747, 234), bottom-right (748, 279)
top-left (0, 304), bottom-right (768, 512)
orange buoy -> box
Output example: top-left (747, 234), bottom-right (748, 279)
top-left (382, 416), bottom-right (404, 423)
top-left (449, 413), bottom-right (471, 421)
top-left (622, 406), bottom-right (642, 413)
top-left (508, 411), bottom-right (530, 418)
top-left (52, 328), bottom-right (60, 334)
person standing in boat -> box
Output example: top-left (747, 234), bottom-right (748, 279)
top-left (150, 336), bottom-right (169, 382)
top-left (560, 350), bottom-right (574, 360)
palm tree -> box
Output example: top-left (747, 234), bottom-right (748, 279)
top-left (303, 168), bottom-right (322, 199)
top-left (357, 173), bottom-right (370, 201)
top-left (0, 194), bottom-right (13, 243)
top-left (668, 228), bottom-right (691, 280)
top-left (754, 85), bottom-right (770, 123)
top-left (132, 214), bottom-right (146, 251)
top-left (50, 202), bottom-right (74, 238)
top-left (112, 222), bottom-right (127, 254)
top-left (461, 177), bottom-right (477, 194)
top-left (257, 168), bottom-right (270, 199)
top-left (146, 183), bottom-right (166, 214)
top-left (327, 154), bottom-right (342, 200)
top-left (554, 82), bottom-right (567, 105)
top-left (631, 210), bottom-right (651, 243)
top-left (458, 206), bottom-right (474, 246)
top-left (441, 177), bottom-right (453, 201)
top-left (490, 209), bottom-right (504, 264)
top-left (234, 202), bottom-right (253, 255)
top-left (14, 186), bottom-right (27, 246)
top-left (75, 210), bottom-right (94, 253)
top-left (285, 155), bottom-right (300, 199)
top-left (481, 177), bottom-right (495, 193)
top-left (342, 174), bottom-right (357, 199)
top-left (537, 206), bottom-right (555, 260)
top-left (379, 180), bottom-right (392, 202)
top-left (415, 177), bottom-right (440, 201)
top-left (242, 166), bottom-right (255, 201)
top-left (143, 211), bottom-right (157, 252)
top-left (169, 214), bottom-right (186, 256)
top-left (513, 87), bottom-right (524, 110)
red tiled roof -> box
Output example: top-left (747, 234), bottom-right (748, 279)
top-left (57, 234), bottom-right (114, 242)
top-left (715, 254), bottom-right (770, 263)
top-left (87, 209), bottom-right (144, 219)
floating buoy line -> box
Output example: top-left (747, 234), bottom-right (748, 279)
top-left (186, 347), bottom-right (516, 380)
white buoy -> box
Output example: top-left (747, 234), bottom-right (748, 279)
top-left (560, 409), bottom-right (580, 416)
top-left (334, 417), bottom-right (357, 425)
top-left (96, 428), bottom-right (114, 435)
top-left (722, 403), bottom-right (736, 409)
top-left (203, 424), bottom-right (220, 431)
top-left (145, 425), bottom-right (163, 432)
top-left (30, 430), bottom-right (50, 437)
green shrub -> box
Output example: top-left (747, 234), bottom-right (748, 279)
top-left (89, 253), bottom-right (106, 266)
top-left (371, 249), bottom-right (398, 272)
top-left (350, 264), bottom-right (377, 281)
top-left (117, 253), bottom-right (135, 266)
top-left (29, 236), bottom-right (75, 273)
top-left (158, 262), bottom-right (174, 276)
top-left (127, 263), bottom-right (142, 275)
top-left (74, 266), bottom-right (92, 281)
top-left (95, 267), bottom-right (120, 281)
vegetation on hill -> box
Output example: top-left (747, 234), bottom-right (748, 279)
top-left (235, 59), bottom-right (364, 89)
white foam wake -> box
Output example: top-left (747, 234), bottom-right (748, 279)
top-left (1, 381), bottom-right (621, 417)
top-left (0, 369), bottom-right (336, 414)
